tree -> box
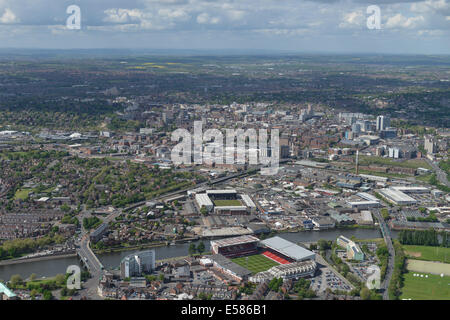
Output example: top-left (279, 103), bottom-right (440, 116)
top-left (200, 206), bottom-right (208, 216)
top-left (197, 242), bottom-right (205, 255)
top-left (55, 274), bottom-right (66, 287)
top-left (381, 208), bottom-right (390, 221)
top-left (43, 290), bottom-right (53, 300)
top-left (318, 239), bottom-right (331, 251)
top-left (188, 243), bottom-right (197, 256)
top-left (360, 287), bottom-right (370, 300)
top-left (29, 273), bottom-right (37, 281)
top-left (10, 274), bottom-right (23, 288)
top-left (60, 287), bottom-right (68, 297)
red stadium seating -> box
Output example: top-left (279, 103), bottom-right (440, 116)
top-left (262, 250), bottom-right (292, 264)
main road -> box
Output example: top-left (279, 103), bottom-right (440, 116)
top-left (425, 158), bottom-right (450, 187)
top-left (75, 209), bottom-right (122, 298)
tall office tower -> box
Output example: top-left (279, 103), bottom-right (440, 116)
top-left (376, 116), bottom-right (390, 131)
top-left (120, 250), bottom-right (156, 279)
top-left (424, 136), bottom-right (436, 154)
top-left (352, 123), bottom-right (361, 134)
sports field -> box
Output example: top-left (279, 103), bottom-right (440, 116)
top-left (213, 200), bottom-right (242, 206)
top-left (231, 254), bottom-right (279, 274)
top-left (406, 259), bottom-right (450, 276)
top-left (403, 245), bottom-right (450, 264)
top-left (400, 272), bottom-right (450, 300)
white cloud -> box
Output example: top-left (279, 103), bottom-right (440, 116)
top-left (385, 13), bottom-right (425, 29)
top-left (411, 0), bottom-right (449, 13)
top-left (0, 8), bottom-right (19, 24)
top-left (196, 12), bottom-right (220, 24)
top-left (103, 8), bottom-right (146, 23)
top-left (339, 10), bottom-right (365, 28)
top-left (158, 8), bottom-right (189, 21)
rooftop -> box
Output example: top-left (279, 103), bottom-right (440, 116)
top-left (260, 236), bottom-right (315, 261)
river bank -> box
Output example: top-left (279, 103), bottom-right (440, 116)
top-left (0, 228), bottom-right (393, 280)
top-left (0, 252), bottom-right (77, 266)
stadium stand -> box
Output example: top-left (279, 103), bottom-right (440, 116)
top-left (211, 235), bottom-right (259, 258)
top-left (262, 249), bottom-right (293, 265)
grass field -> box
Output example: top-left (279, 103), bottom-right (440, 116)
top-left (400, 272), bottom-right (450, 300)
top-left (14, 188), bottom-right (32, 200)
top-left (231, 254), bottom-right (279, 274)
top-left (213, 200), bottom-right (242, 207)
top-left (403, 245), bottom-right (450, 264)
top-left (406, 259), bottom-right (450, 276)
top-left (359, 156), bottom-right (432, 170)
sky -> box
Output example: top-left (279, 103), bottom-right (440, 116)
top-left (0, 0), bottom-right (449, 54)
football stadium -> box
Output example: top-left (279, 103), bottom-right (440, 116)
top-left (195, 189), bottom-right (257, 215)
top-left (210, 235), bottom-right (317, 282)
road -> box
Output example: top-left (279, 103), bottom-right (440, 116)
top-left (426, 158), bottom-right (450, 187)
top-left (373, 209), bottom-right (395, 300)
top-left (75, 209), bottom-right (122, 299)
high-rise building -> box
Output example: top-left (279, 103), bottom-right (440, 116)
top-left (120, 250), bottom-right (156, 279)
top-left (280, 145), bottom-right (290, 158)
top-left (352, 123), bottom-right (361, 134)
top-left (424, 136), bottom-right (436, 154)
top-left (376, 116), bottom-right (390, 131)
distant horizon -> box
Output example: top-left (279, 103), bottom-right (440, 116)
top-left (0, 47), bottom-right (450, 57)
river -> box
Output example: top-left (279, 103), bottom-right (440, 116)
top-left (0, 228), bottom-right (398, 281)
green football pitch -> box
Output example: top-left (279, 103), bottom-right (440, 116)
top-left (231, 254), bottom-right (280, 274)
top-left (400, 272), bottom-right (450, 300)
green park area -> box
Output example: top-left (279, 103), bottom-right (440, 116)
top-left (13, 186), bottom-right (55, 200)
top-left (403, 245), bottom-right (450, 264)
top-left (213, 200), bottom-right (242, 207)
top-left (14, 188), bottom-right (33, 200)
top-left (359, 156), bottom-right (432, 170)
top-left (231, 254), bottom-right (279, 274)
top-left (400, 272), bottom-right (450, 300)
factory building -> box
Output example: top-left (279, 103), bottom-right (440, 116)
top-left (378, 188), bottom-right (418, 205)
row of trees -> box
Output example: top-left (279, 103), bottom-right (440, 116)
top-left (188, 242), bottom-right (206, 256)
top-left (388, 241), bottom-right (407, 300)
top-left (295, 278), bottom-right (315, 300)
top-left (376, 244), bottom-right (389, 281)
top-left (406, 212), bottom-right (438, 222)
top-left (82, 216), bottom-right (102, 230)
top-left (0, 235), bottom-right (65, 260)
top-left (268, 277), bottom-right (283, 292)
top-left (398, 229), bottom-right (449, 247)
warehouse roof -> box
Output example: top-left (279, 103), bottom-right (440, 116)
top-left (195, 193), bottom-right (213, 207)
top-left (240, 194), bottom-right (256, 208)
top-left (379, 188), bottom-right (417, 204)
top-left (206, 189), bottom-right (237, 195)
top-left (211, 235), bottom-right (259, 248)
